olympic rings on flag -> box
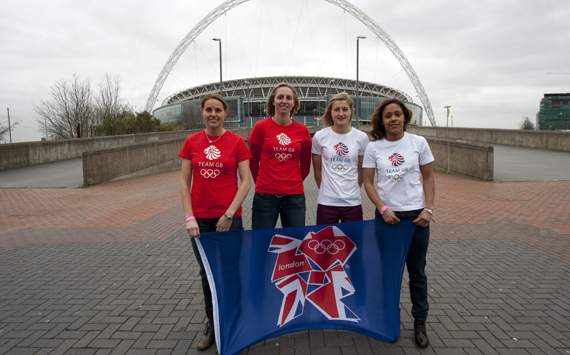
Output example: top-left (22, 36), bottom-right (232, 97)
top-left (200, 169), bottom-right (221, 179)
top-left (331, 163), bottom-right (349, 172)
top-left (307, 239), bottom-right (346, 255)
top-left (275, 153), bottom-right (293, 161)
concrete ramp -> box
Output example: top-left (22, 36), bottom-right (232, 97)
top-left (0, 158), bottom-right (83, 188)
top-left (493, 145), bottom-right (570, 181)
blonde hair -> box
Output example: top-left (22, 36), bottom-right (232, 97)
top-left (321, 92), bottom-right (353, 127)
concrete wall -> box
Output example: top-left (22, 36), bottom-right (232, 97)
top-left (83, 126), bottom-right (493, 186)
top-left (425, 138), bottom-right (494, 180)
top-left (82, 139), bottom-right (185, 186)
top-left (408, 126), bottom-right (570, 152)
top-left (0, 130), bottom-right (193, 171)
top-left (82, 127), bottom-right (325, 186)
top-left (359, 125), bottom-right (494, 180)
top-left (82, 128), bottom-right (253, 186)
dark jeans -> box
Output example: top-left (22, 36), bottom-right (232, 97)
top-left (190, 216), bottom-right (243, 320)
top-left (316, 204), bottom-right (363, 224)
top-left (376, 209), bottom-right (430, 321)
top-left (252, 193), bottom-right (306, 229)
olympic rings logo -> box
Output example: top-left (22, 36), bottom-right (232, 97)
top-left (275, 153), bottom-right (293, 161)
top-left (331, 163), bottom-right (349, 172)
top-left (200, 169), bottom-right (221, 179)
top-left (307, 239), bottom-right (346, 255)
top-left (391, 173), bottom-right (402, 182)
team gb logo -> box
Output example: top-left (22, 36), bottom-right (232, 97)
top-left (388, 152), bottom-right (405, 167)
top-left (276, 133), bottom-right (292, 146)
top-left (204, 145), bottom-right (221, 160)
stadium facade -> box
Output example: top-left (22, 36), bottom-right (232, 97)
top-left (152, 76), bottom-right (424, 129)
top-left (537, 93), bottom-right (570, 130)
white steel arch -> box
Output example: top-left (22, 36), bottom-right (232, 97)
top-left (145, 0), bottom-right (437, 126)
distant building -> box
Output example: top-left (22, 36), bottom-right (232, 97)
top-left (537, 93), bottom-right (570, 130)
top-left (152, 76), bottom-right (424, 129)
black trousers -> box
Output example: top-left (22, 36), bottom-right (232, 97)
top-left (190, 217), bottom-right (243, 319)
top-left (376, 209), bottom-right (430, 321)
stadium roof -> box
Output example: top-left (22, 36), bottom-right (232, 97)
top-left (163, 76), bottom-right (412, 106)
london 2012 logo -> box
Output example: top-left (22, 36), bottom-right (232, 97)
top-left (333, 142), bottom-right (349, 156)
top-left (388, 152), bottom-right (405, 167)
top-left (268, 226), bottom-right (359, 326)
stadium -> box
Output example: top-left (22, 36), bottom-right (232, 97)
top-left (152, 76), bottom-right (424, 129)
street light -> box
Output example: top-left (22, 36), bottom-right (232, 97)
top-left (6, 107), bottom-right (12, 143)
top-left (444, 105), bottom-right (452, 128)
top-left (212, 38), bottom-right (223, 94)
top-left (356, 35), bottom-right (366, 120)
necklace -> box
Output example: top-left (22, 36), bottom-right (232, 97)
top-left (205, 130), bottom-right (225, 144)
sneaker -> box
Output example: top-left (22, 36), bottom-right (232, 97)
top-left (414, 319), bottom-right (429, 348)
top-left (197, 318), bottom-right (215, 351)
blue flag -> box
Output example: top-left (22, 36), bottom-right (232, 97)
top-left (196, 219), bottom-right (415, 355)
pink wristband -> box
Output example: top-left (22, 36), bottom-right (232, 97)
top-left (379, 206), bottom-right (389, 215)
top-left (185, 215), bottom-right (196, 222)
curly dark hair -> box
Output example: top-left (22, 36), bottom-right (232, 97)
top-left (369, 98), bottom-right (412, 140)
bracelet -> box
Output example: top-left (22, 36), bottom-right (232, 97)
top-left (224, 212), bottom-right (233, 220)
top-left (185, 215), bottom-right (196, 222)
top-left (423, 208), bottom-right (433, 215)
top-left (379, 206), bottom-right (390, 215)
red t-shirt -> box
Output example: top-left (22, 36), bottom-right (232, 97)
top-left (248, 118), bottom-right (312, 195)
top-left (178, 130), bottom-right (250, 218)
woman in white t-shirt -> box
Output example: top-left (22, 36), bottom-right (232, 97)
top-left (312, 92), bottom-right (369, 224)
top-left (362, 98), bottom-right (435, 349)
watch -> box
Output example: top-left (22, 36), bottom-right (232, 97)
top-left (224, 212), bottom-right (233, 220)
top-left (424, 208), bottom-right (433, 215)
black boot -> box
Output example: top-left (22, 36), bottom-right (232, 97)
top-left (197, 318), bottom-right (215, 351)
top-left (414, 319), bottom-right (429, 348)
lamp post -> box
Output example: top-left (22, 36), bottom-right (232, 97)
top-left (212, 38), bottom-right (223, 94)
top-left (444, 105), bottom-right (452, 128)
top-left (356, 35), bottom-right (366, 120)
top-left (6, 107), bottom-right (12, 143)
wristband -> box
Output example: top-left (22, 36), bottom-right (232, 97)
top-left (185, 215), bottom-right (196, 222)
top-left (379, 206), bottom-right (389, 215)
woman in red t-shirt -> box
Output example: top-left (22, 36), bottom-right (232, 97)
top-left (178, 93), bottom-right (251, 351)
top-left (248, 83), bottom-right (312, 229)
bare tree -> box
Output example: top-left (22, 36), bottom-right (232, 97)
top-left (93, 74), bottom-right (129, 128)
top-left (0, 123), bottom-right (9, 143)
top-left (520, 117), bottom-right (535, 130)
top-left (1, 111), bottom-right (20, 143)
top-left (35, 75), bottom-right (94, 139)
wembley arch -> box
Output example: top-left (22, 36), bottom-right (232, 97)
top-left (145, 0), bottom-right (437, 126)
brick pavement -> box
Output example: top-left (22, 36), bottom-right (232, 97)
top-left (0, 171), bottom-right (569, 354)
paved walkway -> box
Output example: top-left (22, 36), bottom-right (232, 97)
top-left (0, 170), bottom-right (569, 354)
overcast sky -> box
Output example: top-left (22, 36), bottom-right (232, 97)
top-left (1, 0), bottom-right (569, 142)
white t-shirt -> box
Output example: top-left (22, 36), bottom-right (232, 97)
top-left (312, 127), bottom-right (369, 206)
top-left (362, 132), bottom-right (434, 211)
